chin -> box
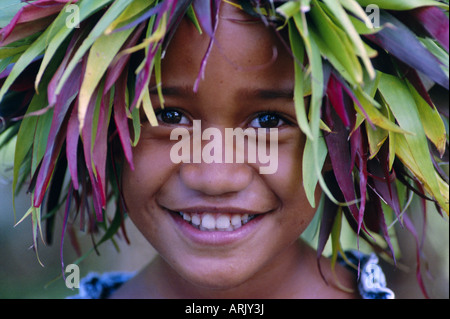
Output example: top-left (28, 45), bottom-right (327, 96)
top-left (176, 259), bottom-right (256, 292)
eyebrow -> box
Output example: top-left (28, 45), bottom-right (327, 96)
top-left (149, 85), bottom-right (294, 100)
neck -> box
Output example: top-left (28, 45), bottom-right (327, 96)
top-left (121, 239), bottom-right (352, 299)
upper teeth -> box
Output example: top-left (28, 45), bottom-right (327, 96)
top-left (179, 212), bottom-right (255, 231)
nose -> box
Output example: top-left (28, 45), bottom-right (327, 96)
top-left (180, 161), bottom-right (253, 196)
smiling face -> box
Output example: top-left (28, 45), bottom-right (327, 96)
top-left (122, 4), bottom-right (318, 293)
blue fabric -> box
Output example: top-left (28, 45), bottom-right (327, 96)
top-left (338, 250), bottom-right (395, 299)
top-left (69, 251), bottom-right (394, 299)
top-left (67, 271), bottom-right (135, 299)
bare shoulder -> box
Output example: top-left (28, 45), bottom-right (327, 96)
top-left (292, 242), bottom-right (360, 299)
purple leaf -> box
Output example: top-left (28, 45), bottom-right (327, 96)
top-left (92, 93), bottom-right (111, 212)
top-left (364, 189), bottom-right (396, 263)
top-left (367, 145), bottom-right (403, 222)
top-left (112, 68), bottom-right (134, 169)
top-left (316, 172), bottom-right (341, 283)
top-left (0, 0), bottom-right (77, 45)
top-left (104, 23), bottom-right (146, 93)
top-left (397, 61), bottom-right (435, 108)
top-left (192, 0), bottom-right (221, 92)
top-left (47, 27), bottom-right (85, 106)
top-left (323, 101), bottom-right (370, 236)
top-left (410, 6), bottom-right (449, 52)
top-left (365, 11), bottom-right (449, 89)
top-left (80, 88), bottom-right (104, 221)
top-left (402, 213), bottom-right (430, 299)
top-left (33, 62), bottom-right (82, 208)
top-left (350, 127), bottom-right (368, 234)
top-left (66, 102), bottom-right (80, 190)
top-left (326, 73), bottom-right (351, 128)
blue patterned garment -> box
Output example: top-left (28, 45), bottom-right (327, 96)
top-left (68, 272), bottom-right (135, 299)
top-left (69, 251), bottom-right (394, 299)
top-left (338, 250), bottom-right (395, 299)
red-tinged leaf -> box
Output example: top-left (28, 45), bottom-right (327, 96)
top-left (0, 16), bottom-right (55, 46)
top-left (67, 223), bottom-right (82, 257)
top-left (33, 63), bottom-right (82, 208)
top-left (323, 102), bottom-right (370, 236)
top-left (365, 11), bottom-right (449, 90)
top-left (316, 172), bottom-right (342, 283)
top-left (92, 93), bottom-right (112, 210)
top-left (109, 143), bottom-right (130, 245)
top-left (350, 127), bottom-right (369, 234)
top-left (364, 189), bottom-right (396, 263)
top-left (402, 213), bottom-right (430, 299)
top-left (414, 181), bottom-right (428, 249)
top-left (0, 3), bottom-right (50, 41)
top-left (132, 46), bottom-right (158, 109)
top-left (104, 23), bottom-right (146, 93)
top-left (161, 1), bottom-right (195, 51)
top-left (192, 0), bottom-right (220, 37)
top-left (112, 1), bottom-right (166, 34)
top-left (327, 73), bottom-right (351, 128)
top-left (47, 27), bottom-right (86, 106)
top-left (397, 61), bottom-right (435, 108)
top-left (410, 6), bottom-right (449, 52)
top-left (367, 146), bottom-right (403, 222)
top-left (66, 101), bottom-right (80, 190)
top-left (45, 150), bottom-right (67, 244)
top-left (80, 88), bottom-right (104, 221)
top-left (112, 68), bottom-right (134, 169)
top-left (192, 0), bottom-right (221, 92)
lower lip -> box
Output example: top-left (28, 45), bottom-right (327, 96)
top-left (169, 212), bottom-right (265, 246)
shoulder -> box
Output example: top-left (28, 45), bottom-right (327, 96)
top-left (67, 271), bottom-right (135, 299)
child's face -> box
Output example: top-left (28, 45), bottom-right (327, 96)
top-left (122, 4), bottom-right (318, 290)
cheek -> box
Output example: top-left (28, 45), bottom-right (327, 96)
top-left (121, 140), bottom-right (173, 228)
top-left (270, 142), bottom-right (316, 232)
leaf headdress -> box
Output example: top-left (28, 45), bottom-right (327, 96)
top-left (0, 0), bottom-right (448, 297)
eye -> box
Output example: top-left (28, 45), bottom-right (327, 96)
top-left (156, 108), bottom-right (190, 125)
top-left (249, 112), bottom-right (285, 129)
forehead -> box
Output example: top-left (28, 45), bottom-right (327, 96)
top-left (160, 3), bottom-right (295, 91)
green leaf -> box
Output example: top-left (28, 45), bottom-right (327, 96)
top-left (78, 26), bottom-right (135, 131)
top-left (355, 0), bottom-right (448, 10)
top-left (303, 134), bottom-right (328, 207)
top-left (12, 92), bottom-right (47, 218)
top-left (293, 9), bottom-right (339, 205)
top-left (288, 19), bottom-right (313, 140)
top-left (131, 104), bottom-right (141, 147)
top-left (310, 0), bottom-right (363, 85)
top-left (407, 82), bottom-right (447, 157)
top-left (353, 85), bottom-right (410, 134)
top-left (56, 0), bottom-right (131, 108)
top-left (340, 0), bottom-right (375, 29)
top-left (322, 0), bottom-right (375, 79)
top-left (105, 0), bottom-right (154, 34)
top-left (378, 72), bottom-right (448, 214)
top-left (35, 0), bottom-right (114, 91)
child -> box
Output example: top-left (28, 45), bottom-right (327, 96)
top-left (0, 0), bottom-right (448, 299)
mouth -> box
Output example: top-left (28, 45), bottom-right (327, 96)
top-left (164, 206), bottom-right (271, 246)
top-left (174, 211), bottom-right (258, 232)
